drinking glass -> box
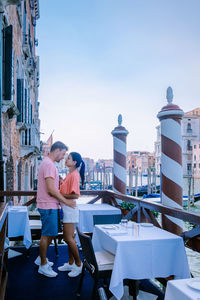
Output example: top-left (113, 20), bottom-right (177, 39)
top-left (120, 219), bottom-right (128, 230)
top-left (135, 224), bottom-right (140, 237)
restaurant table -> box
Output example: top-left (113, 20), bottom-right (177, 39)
top-left (77, 203), bottom-right (121, 233)
top-left (8, 206), bottom-right (32, 249)
top-left (92, 223), bottom-right (191, 300)
top-left (165, 278), bottom-right (200, 300)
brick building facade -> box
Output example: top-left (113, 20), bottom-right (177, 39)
top-left (0, 0), bottom-right (40, 200)
top-left (155, 107), bottom-right (200, 176)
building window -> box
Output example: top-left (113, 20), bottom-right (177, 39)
top-left (187, 140), bottom-right (192, 151)
top-left (194, 163), bottom-right (196, 169)
top-left (194, 144), bottom-right (196, 149)
top-left (17, 79), bottom-right (24, 122)
top-left (3, 25), bottom-right (13, 100)
top-left (194, 155), bottom-right (196, 161)
top-left (30, 166), bottom-right (33, 189)
top-left (187, 123), bottom-right (192, 133)
top-left (25, 129), bottom-right (27, 145)
top-left (187, 164), bottom-right (192, 175)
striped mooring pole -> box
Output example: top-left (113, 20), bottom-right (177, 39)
top-left (111, 114), bottom-right (129, 194)
top-left (157, 87), bottom-right (184, 235)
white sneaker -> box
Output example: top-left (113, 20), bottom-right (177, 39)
top-left (34, 256), bottom-right (54, 267)
top-left (38, 264), bottom-right (58, 278)
top-left (58, 262), bottom-right (75, 272)
top-left (68, 262), bottom-right (83, 277)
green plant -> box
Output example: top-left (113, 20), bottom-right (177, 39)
top-left (151, 210), bottom-right (159, 218)
top-left (120, 201), bottom-right (135, 211)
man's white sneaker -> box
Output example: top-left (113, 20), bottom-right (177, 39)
top-left (58, 262), bottom-right (75, 272)
top-left (68, 263), bottom-right (83, 277)
top-left (34, 256), bottom-right (54, 267)
top-left (38, 264), bottom-right (58, 278)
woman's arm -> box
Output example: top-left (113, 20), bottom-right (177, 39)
top-left (62, 192), bottom-right (79, 200)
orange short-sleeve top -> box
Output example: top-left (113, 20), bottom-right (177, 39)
top-left (60, 169), bottom-right (80, 196)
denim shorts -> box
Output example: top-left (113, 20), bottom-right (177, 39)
top-left (38, 209), bottom-right (58, 236)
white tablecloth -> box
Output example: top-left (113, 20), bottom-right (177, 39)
top-left (77, 203), bottom-right (121, 233)
top-left (92, 224), bottom-right (190, 300)
top-left (165, 278), bottom-right (200, 300)
top-left (8, 206), bottom-right (32, 249)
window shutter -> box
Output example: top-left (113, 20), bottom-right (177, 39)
top-left (3, 25), bottom-right (13, 100)
top-left (17, 79), bottom-right (24, 122)
top-left (17, 79), bottom-right (22, 122)
top-left (30, 104), bottom-right (32, 123)
top-left (24, 88), bottom-right (27, 123)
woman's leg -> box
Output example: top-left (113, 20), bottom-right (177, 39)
top-left (63, 223), bottom-right (74, 264)
top-left (63, 223), bottom-right (81, 266)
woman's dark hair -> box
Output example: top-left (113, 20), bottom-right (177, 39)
top-left (70, 152), bottom-right (85, 186)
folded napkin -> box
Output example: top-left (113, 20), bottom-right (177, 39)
top-left (95, 250), bottom-right (115, 265)
top-left (106, 229), bottom-right (128, 236)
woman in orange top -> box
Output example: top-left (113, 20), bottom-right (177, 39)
top-left (58, 152), bottom-right (85, 277)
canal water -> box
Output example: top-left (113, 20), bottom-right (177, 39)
top-left (94, 172), bottom-right (200, 196)
top-left (126, 174), bottom-right (200, 196)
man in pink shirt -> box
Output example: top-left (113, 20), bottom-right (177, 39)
top-left (35, 141), bottom-right (76, 278)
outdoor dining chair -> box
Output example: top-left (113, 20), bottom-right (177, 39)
top-left (93, 214), bottom-right (122, 225)
top-left (76, 226), bottom-right (115, 300)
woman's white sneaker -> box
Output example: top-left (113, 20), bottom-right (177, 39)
top-left (68, 263), bottom-right (83, 277)
top-left (38, 264), bottom-right (58, 277)
top-left (58, 262), bottom-right (75, 272)
top-left (34, 256), bottom-right (54, 267)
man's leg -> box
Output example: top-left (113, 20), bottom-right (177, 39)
top-left (39, 235), bottom-right (53, 265)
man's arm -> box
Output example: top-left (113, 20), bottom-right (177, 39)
top-left (45, 177), bottom-right (76, 208)
top-left (62, 192), bottom-right (79, 200)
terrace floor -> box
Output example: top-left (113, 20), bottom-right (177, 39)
top-left (5, 244), bottom-right (158, 300)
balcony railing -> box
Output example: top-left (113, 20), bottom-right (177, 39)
top-left (0, 189), bottom-right (200, 253)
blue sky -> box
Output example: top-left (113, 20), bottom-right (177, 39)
top-left (37, 0), bottom-right (200, 160)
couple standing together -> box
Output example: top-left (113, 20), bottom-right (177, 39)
top-left (35, 141), bottom-right (85, 278)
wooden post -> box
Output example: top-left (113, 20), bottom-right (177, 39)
top-left (192, 167), bottom-right (195, 205)
top-left (129, 167), bottom-right (133, 195)
top-left (147, 168), bottom-right (151, 194)
top-left (135, 167), bottom-right (138, 197)
top-left (152, 167), bottom-right (156, 193)
top-left (187, 176), bottom-right (191, 211)
top-left (111, 114), bottom-right (129, 194)
top-left (102, 164), bottom-right (105, 190)
top-left (157, 86), bottom-right (184, 235)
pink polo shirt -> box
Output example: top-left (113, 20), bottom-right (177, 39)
top-left (36, 156), bottom-right (59, 209)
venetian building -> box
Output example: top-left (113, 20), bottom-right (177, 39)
top-left (0, 0), bottom-right (40, 199)
top-left (155, 107), bottom-right (200, 177)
